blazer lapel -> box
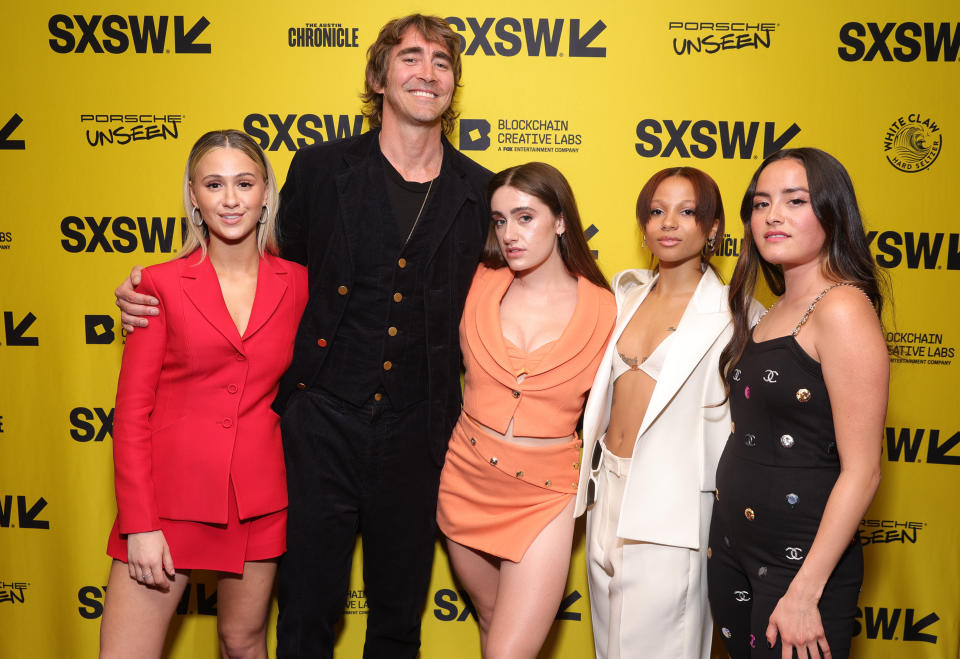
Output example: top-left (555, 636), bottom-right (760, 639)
top-left (636, 269), bottom-right (730, 437)
top-left (334, 133), bottom-right (383, 269)
top-left (243, 255), bottom-right (289, 341)
top-left (181, 254), bottom-right (244, 353)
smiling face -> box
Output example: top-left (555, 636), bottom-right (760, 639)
top-left (490, 185), bottom-right (565, 275)
top-left (641, 175), bottom-right (717, 267)
top-left (375, 27), bottom-right (455, 130)
top-left (189, 147), bottom-right (269, 249)
top-left (750, 158), bottom-right (827, 268)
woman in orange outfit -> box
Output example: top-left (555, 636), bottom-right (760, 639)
top-left (436, 162), bottom-right (616, 658)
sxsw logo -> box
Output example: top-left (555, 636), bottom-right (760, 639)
top-left (2, 312), bottom-right (38, 347)
top-left (0, 114), bottom-right (25, 150)
top-left (70, 407), bottom-right (114, 442)
top-left (433, 588), bottom-right (583, 621)
top-left (60, 216), bottom-right (185, 253)
top-left (853, 606), bottom-right (939, 644)
top-left (839, 22), bottom-right (960, 62)
top-left (84, 315), bottom-right (116, 344)
top-left (884, 428), bottom-right (959, 465)
top-left (0, 496), bottom-right (50, 530)
top-left (459, 119), bottom-right (491, 151)
top-left (445, 17), bottom-right (606, 57)
top-left (48, 15), bottom-right (211, 54)
top-left (867, 231), bottom-right (960, 270)
top-left (79, 582), bottom-right (217, 619)
top-left (635, 119), bottom-right (800, 159)
top-left (243, 113), bottom-right (364, 151)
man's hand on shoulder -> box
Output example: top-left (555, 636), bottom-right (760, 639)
top-left (115, 265), bottom-right (158, 332)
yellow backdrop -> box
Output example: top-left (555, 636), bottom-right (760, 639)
top-left (1, 1), bottom-right (957, 657)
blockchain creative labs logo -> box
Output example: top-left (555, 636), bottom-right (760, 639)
top-left (668, 21), bottom-right (777, 55)
top-left (0, 581), bottom-right (29, 604)
top-left (859, 519), bottom-right (927, 546)
top-left (0, 114), bottom-right (26, 150)
top-left (344, 588), bottom-right (368, 615)
top-left (84, 314), bottom-right (118, 345)
top-left (287, 22), bottom-right (359, 48)
top-left (81, 114), bottom-right (183, 148)
top-left (458, 117), bottom-right (583, 154)
top-left (886, 330), bottom-right (954, 366)
top-left (883, 114), bottom-right (942, 173)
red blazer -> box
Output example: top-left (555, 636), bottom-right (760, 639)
top-left (112, 250), bottom-right (308, 534)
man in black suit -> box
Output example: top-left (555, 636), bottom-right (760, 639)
top-left (117, 14), bottom-right (490, 659)
top-left (270, 13), bottom-right (490, 659)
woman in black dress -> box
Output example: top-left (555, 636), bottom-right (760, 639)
top-left (708, 148), bottom-right (889, 659)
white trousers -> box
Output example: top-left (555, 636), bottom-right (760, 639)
top-left (585, 441), bottom-right (714, 659)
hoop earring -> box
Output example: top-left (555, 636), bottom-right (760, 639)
top-left (259, 205), bottom-right (269, 225)
top-left (192, 206), bottom-right (203, 226)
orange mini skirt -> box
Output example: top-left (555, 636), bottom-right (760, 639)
top-left (437, 413), bottom-right (582, 562)
top-left (107, 479), bottom-right (285, 574)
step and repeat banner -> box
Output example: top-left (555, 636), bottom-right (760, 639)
top-left (1, 1), bottom-right (957, 657)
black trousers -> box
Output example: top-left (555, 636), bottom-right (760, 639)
top-left (707, 498), bottom-right (862, 659)
top-left (276, 388), bottom-right (441, 659)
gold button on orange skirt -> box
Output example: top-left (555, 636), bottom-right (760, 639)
top-left (437, 413), bottom-right (580, 562)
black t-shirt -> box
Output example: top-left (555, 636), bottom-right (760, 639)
top-left (382, 153), bottom-right (433, 244)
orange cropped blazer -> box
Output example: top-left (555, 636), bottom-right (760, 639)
top-left (460, 265), bottom-right (616, 438)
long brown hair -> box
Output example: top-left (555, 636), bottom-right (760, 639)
top-left (361, 14), bottom-right (462, 136)
top-left (718, 147), bottom-right (888, 393)
top-left (482, 162), bottom-right (610, 291)
top-left (635, 166), bottom-right (725, 271)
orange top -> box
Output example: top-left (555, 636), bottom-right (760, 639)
top-left (460, 265), bottom-right (616, 438)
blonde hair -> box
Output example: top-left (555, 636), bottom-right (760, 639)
top-left (180, 129), bottom-right (279, 259)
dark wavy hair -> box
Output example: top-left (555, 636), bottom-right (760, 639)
top-left (635, 166), bottom-right (725, 271)
top-left (361, 14), bottom-right (462, 136)
top-left (718, 147), bottom-right (888, 393)
top-left (482, 162), bottom-right (610, 292)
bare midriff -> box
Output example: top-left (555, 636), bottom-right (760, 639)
top-left (605, 370), bottom-right (656, 457)
top-left (466, 413), bottom-right (575, 447)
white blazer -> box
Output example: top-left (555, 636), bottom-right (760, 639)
top-left (574, 268), bottom-right (760, 550)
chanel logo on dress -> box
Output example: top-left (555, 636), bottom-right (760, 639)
top-left (732, 368), bottom-right (742, 382)
top-left (785, 546), bottom-right (804, 561)
top-left (762, 369), bottom-right (779, 383)
top-left (733, 590), bottom-right (751, 602)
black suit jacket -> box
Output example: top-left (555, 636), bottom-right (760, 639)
top-left (273, 128), bottom-right (491, 465)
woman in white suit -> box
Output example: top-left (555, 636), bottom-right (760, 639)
top-left (574, 167), bottom-right (760, 659)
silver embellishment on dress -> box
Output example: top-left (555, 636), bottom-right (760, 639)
top-left (780, 434), bottom-right (795, 448)
top-left (732, 368), bottom-right (742, 382)
top-left (734, 590), bottom-right (752, 602)
top-left (762, 369), bottom-right (779, 383)
top-left (786, 493), bottom-right (799, 506)
top-left (744, 434), bottom-right (757, 447)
